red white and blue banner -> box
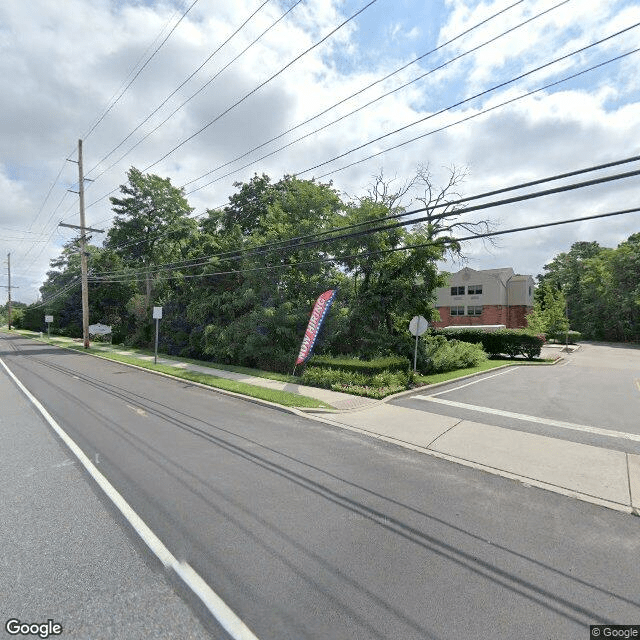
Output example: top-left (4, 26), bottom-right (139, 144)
top-left (295, 289), bottom-right (337, 365)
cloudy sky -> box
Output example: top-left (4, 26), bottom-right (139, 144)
top-left (1, 0), bottom-right (639, 303)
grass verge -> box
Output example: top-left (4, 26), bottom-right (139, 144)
top-left (107, 347), bottom-right (297, 383)
top-left (67, 346), bottom-right (331, 409)
top-left (2, 331), bottom-right (330, 409)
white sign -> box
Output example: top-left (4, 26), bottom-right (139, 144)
top-left (409, 315), bottom-right (428, 336)
top-left (153, 306), bottom-right (163, 320)
top-left (88, 323), bottom-right (112, 335)
top-left (44, 315), bottom-right (53, 323)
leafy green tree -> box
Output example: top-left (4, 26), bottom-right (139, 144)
top-left (334, 193), bottom-right (447, 356)
top-left (105, 167), bottom-right (197, 344)
top-left (192, 175), bottom-right (347, 370)
top-left (526, 283), bottom-right (569, 336)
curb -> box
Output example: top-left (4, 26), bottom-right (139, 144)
top-left (2, 332), bottom-right (320, 418)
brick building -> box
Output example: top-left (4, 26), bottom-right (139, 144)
top-left (433, 267), bottom-right (534, 329)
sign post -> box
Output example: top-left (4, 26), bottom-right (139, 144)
top-left (409, 315), bottom-right (428, 373)
top-left (44, 315), bottom-right (53, 340)
top-left (152, 306), bottom-right (162, 364)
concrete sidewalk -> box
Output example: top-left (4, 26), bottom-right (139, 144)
top-left (90, 344), bottom-right (379, 411)
top-left (307, 403), bottom-right (640, 515)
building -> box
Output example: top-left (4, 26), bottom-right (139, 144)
top-left (433, 267), bottom-right (534, 329)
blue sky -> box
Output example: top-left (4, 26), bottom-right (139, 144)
top-left (1, 0), bottom-right (639, 302)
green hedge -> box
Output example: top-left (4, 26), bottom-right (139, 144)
top-left (306, 355), bottom-right (410, 375)
top-left (433, 328), bottom-right (544, 360)
top-left (301, 355), bottom-right (411, 398)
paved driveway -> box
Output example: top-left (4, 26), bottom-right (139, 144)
top-left (393, 343), bottom-right (640, 454)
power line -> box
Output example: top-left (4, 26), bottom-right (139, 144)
top-left (44, 15), bottom-right (639, 274)
top-left (87, 0), bottom-right (276, 177)
top-left (78, 0), bottom-right (524, 214)
top-left (186, 21), bottom-right (638, 196)
top-left (30, 277), bottom-right (81, 309)
top-left (13, 1), bottom-right (200, 265)
top-left (91, 154), bottom-right (640, 273)
top-left (82, 0), bottom-right (202, 142)
top-left (88, 206), bottom-right (640, 284)
top-left (183, 0), bottom-right (559, 193)
top-left (81, 0), bottom-right (188, 142)
top-left (90, 164), bottom-right (640, 281)
top-left (141, 0), bottom-right (379, 172)
top-left (314, 48), bottom-right (640, 181)
top-left (297, 23), bottom-right (640, 178)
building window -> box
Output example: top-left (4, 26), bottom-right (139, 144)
top-left (451, 286), bottom-right (465, 296)
top-left (467, 305), bottom-right (483, 316)
top-left (450, 306), bottom-right (465, 316)
top-left (467, 284), bottom-right (483, 295)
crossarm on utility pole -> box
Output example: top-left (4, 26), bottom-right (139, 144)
top-left (61, 140), bottom-right (104, 349)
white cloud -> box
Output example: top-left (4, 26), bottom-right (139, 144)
top-left (0, 0), bottom-right (638, 303)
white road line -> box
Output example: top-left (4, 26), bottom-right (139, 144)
top-left (413, 395), bottom-right (640, 443)
top-left (432, 367), bottom-right (518, 396)
top-left (0, 356), bottom-right (260, 640)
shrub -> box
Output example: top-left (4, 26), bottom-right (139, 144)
top-left (433, 328), bottom-right (544, 359)
top-left (300, 355), bottom-right (410, 398)
top-left (424, 335), bottom-right (487, 373)
top-left (307, 354), bottom-right (410, 376)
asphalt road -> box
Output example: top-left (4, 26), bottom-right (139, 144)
top-left (394, 343), bottom-right (640, 454)
top-left (2, 334), bottom-right (640, 640)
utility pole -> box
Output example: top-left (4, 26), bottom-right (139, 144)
top-left (2, 253), bottom-right (18, 330)
top-left (7, 252), bottom-right (10, 330)
top-left (62, 140), bottom-right (103, 349)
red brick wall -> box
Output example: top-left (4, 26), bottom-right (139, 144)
top-left (433, 305), bottom-right (532, 329)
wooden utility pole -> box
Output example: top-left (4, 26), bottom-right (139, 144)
top-left (2, 253), bottom-right (18, 330)
top-left (62, 140), bottom-right (103, 348)
top-left (7, 252), bottom-right (10, 330)
top-left (78, 139), bottom-right (89, 348)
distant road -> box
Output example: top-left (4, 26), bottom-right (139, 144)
top-left (395, 343), bottom-right (640, 454)
top-left (2, 334), bottom-right (639, 639)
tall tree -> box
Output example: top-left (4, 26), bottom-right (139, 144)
top-left (105, 167), bottom-right (197, 305)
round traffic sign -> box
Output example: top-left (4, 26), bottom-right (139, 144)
top-left (409, 315), bottom-right (428, 336)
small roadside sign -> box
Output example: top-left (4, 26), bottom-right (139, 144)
top-left (44, 315), bottom-right (53, 340)
top-left (152, 307), bottom-right (162, 363)
top-left (409, 315), bottom-right (428, 336)
top-left (409, 315), bottom-right (429, 372)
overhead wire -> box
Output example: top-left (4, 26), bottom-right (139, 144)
top-left (88, 206), bottom-right (640, 284)
top-left (183, 0), bottom-right (562, 192)
top-left (88, 164), bottom-right (640, 281)
top-left (296, 23), bottom-right (640, 178)
top-left (11, 0), bottom-right (200, 280)
top-left (81, 0), bottom-right (202, 142)
top-left (92, 153), bottom-right (640, 273)
top-left (141, 0), bottom-right (380, 172)
top-left (87, 0), bottom-right (276, 177)
top-left (68, 0), bottom-right (368, 217)
top-left (97, 33), bottom-right (640, 261)
top-left (80, 0), bottom-right (187, 142)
